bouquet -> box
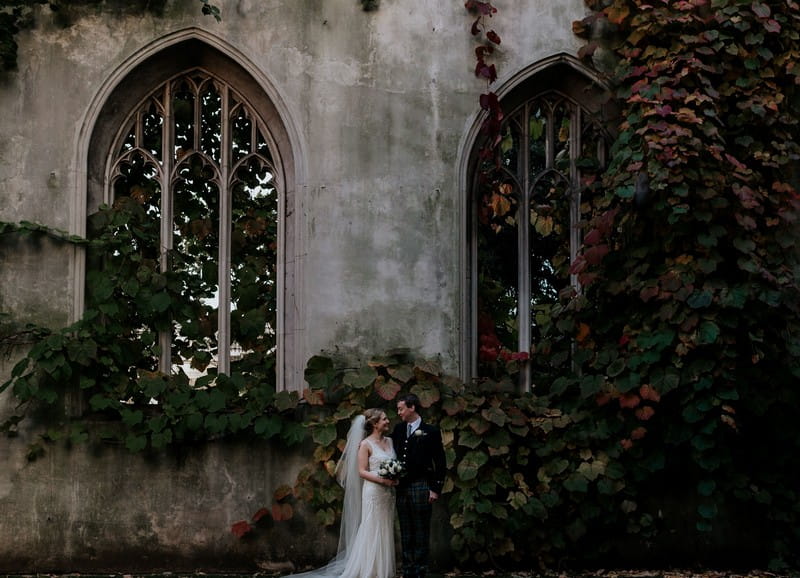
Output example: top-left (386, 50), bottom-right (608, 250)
top-left (377, 458), bottom-right (406, 480)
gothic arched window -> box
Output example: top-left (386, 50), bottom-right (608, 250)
top-left (469, 59), bottom-right (613, 391)
top-left (100, 69), bottom-right (277, 385)
top-left (81, 35), bottom-right (302, 395)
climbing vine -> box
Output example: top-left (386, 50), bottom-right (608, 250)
top-left (555, 0), bottom-right (800, 569)
top-left (1, 0), bottom-right (800, 571)
top-left (0, 201), bottom-right (305, 458)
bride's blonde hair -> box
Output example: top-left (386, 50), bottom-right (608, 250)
top-left (363, 408), bottom-right (385, 435)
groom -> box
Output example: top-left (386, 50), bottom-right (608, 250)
top-left (392, 393), bottom-right (446, 578)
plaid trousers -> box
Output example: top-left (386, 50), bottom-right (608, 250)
top-left (395, 479), bottom-right (433, 578)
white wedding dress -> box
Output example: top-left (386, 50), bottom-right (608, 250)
top-left (284, 416), bottom-right (396, 578)
top-left (339, 437), bottom-right (396, 578)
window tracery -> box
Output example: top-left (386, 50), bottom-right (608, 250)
top-left (472, 79), bottom-right (610, 391)
top-left (104, 69), bottom-right (278, 385)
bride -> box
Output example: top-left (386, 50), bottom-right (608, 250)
top-left (287, 408), bottom-right (399, 578)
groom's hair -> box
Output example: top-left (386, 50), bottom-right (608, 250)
top-left (399, 393), bottom-right (420, 412)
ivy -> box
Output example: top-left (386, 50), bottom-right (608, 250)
top-left (0, 194), bottom-right (297, 454)
top-left (233, 352), bottom-right (664, 569)
top-left (560, 0), bottom-right (800, 570)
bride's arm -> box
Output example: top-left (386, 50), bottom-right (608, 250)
top-left (358, 441), bottom-right (394, 486)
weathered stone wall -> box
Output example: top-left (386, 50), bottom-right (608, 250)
top-left (0, 387), bottom-right (454, 573)
top-left (0, 0), bottom-right (586, 570)
top-left (0, 0), bottom-right (586, 383)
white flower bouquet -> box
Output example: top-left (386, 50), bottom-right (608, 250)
top-left (377, 458), bottom-right (406, 480)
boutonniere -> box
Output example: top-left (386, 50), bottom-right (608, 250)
top-left (413, 429), bottom-right (426, 438)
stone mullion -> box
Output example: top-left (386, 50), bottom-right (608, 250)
top-left (519, 103), bottom-right (533, 393)
top-left (217, 84), bottom-right (232, 375)
top-left (159, 82), bottom-right (175, 375)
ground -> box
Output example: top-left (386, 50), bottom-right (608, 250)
top-left (0, 571), bottom-right (792, 578)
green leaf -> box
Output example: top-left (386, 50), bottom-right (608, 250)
top-left (342, 366), bottom-right (376, 390)
top-left (150, 291), bottom-right (171, 313)
top-left (207, 389), bottom-right (227, 412)
top-left (304, 355), bottom-right (337, 389)
top-left (186, 412), bottom-right (203, 431)
top-left (125, 434), bottom-right (147, 452)
top-left (698, 501), bottom-right (718, 519)
top-left (458, 429), bottom-right (483, 449)
top-left (457, 450), bottom-right (489, 480)
top-left (387, 364), bottom-right (414, 383)
top-left (698, 479), bottom-right (716, 497)
top-left (606, 358), bottom-right (626, 377)
top-left (697, 321), bottom-right (720, 345)
top-left (481, 406), bottom-right (507, 427)
top-left (563, 473), bottom-right (588, 493)
top-left (121, 409), bottom-right (144, 426)
top-left (312, 424), bottom-right (337, 446)
top-left (274, 391), bottom-right (299, 412)
top-left (255, 415), bottom-right (282, 438)
top-left (687, 291), bottom-right (713, 309)
top-left (577, 460), bottom-right (605, 481)
top-left (411, 382), bottom-right (441, 407)
top-left (733, 237), bottom-right (756, 253)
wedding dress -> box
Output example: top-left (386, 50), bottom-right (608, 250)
top-left (285, 415), bottom-right (397, 578)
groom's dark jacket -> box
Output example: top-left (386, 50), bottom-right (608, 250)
top-left (391, 421), bottom-right (447, 494)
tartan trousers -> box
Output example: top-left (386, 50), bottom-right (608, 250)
top-left (395, 479), bottom-right (433, 578)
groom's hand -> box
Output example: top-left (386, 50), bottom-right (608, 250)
top-left (428, 491), bottom-right (439, 503)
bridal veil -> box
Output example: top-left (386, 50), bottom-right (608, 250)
top-left (283, 414), bottom-right (366, 578)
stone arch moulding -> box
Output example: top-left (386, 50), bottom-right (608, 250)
top-left (71, 28), bottom-right (307, 392)
top-left (455, 52), bottom-right (618, 383)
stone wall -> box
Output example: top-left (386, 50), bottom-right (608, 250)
top-left (0, 0), bottom-right (587, 389)
top-left (1, 0), bottom-right (585, 570)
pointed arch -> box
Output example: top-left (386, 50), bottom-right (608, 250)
top-left (458, 54), bottom-right (618, 389)
top-left (72, 30), bottom-right (305, 391)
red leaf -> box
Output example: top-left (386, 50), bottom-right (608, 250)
top-left (231, 520), bottom-right (253, 538)
top-left (583, 228), bottom-right (602, 246)
top-left (273, 484), bottom-right (294, 501)
top-left (475, 45), bottom-right (493, 59)
top-left (468, 415), bottom-right (491, 435)
top-left (605, 4), bottom-right (630, 24)
top-left (374, 375), bottom-right (401, 400)
top-left (578, 42), bottom-right (598, 60)
top-left (272, 502), bottom-right (294, 522)
top-left (479, 91), bottom-right (499, 111)
top-left (252, 507), bottom-right (271, 523)
top-left (583, 243), bottom-right (609, 265)
top-left (764, 19), bottom-right (781, 33)
top-left (596, 392), bottom-right (612, 406)
top-left (443, 396), bottom-right (468, 416)
top-left (751, 1), bottom-right (770, 18)
top-left (635, 406), bottom-right (655, 420)
top-left (476, 1), bottom-right (497, 15)
top-left (639, 384), bottom-right (661, 402)
top-left (619, 393), bottom-right (641, 409)
top-left (486, 30), bottom-right (501, 45)
top-left (640, 285), bottom-right (659, 302)
top-left (302, 388), bottom-right (325, 405)
top-left (477, 63), bottom-right (497, 82)
top-left (576, 323), bottom-right (591, 343)
top-left (471, 18), bottom-right (481, 36)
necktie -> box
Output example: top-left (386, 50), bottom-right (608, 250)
top-left (407, 423), bottom-right (412, 438)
